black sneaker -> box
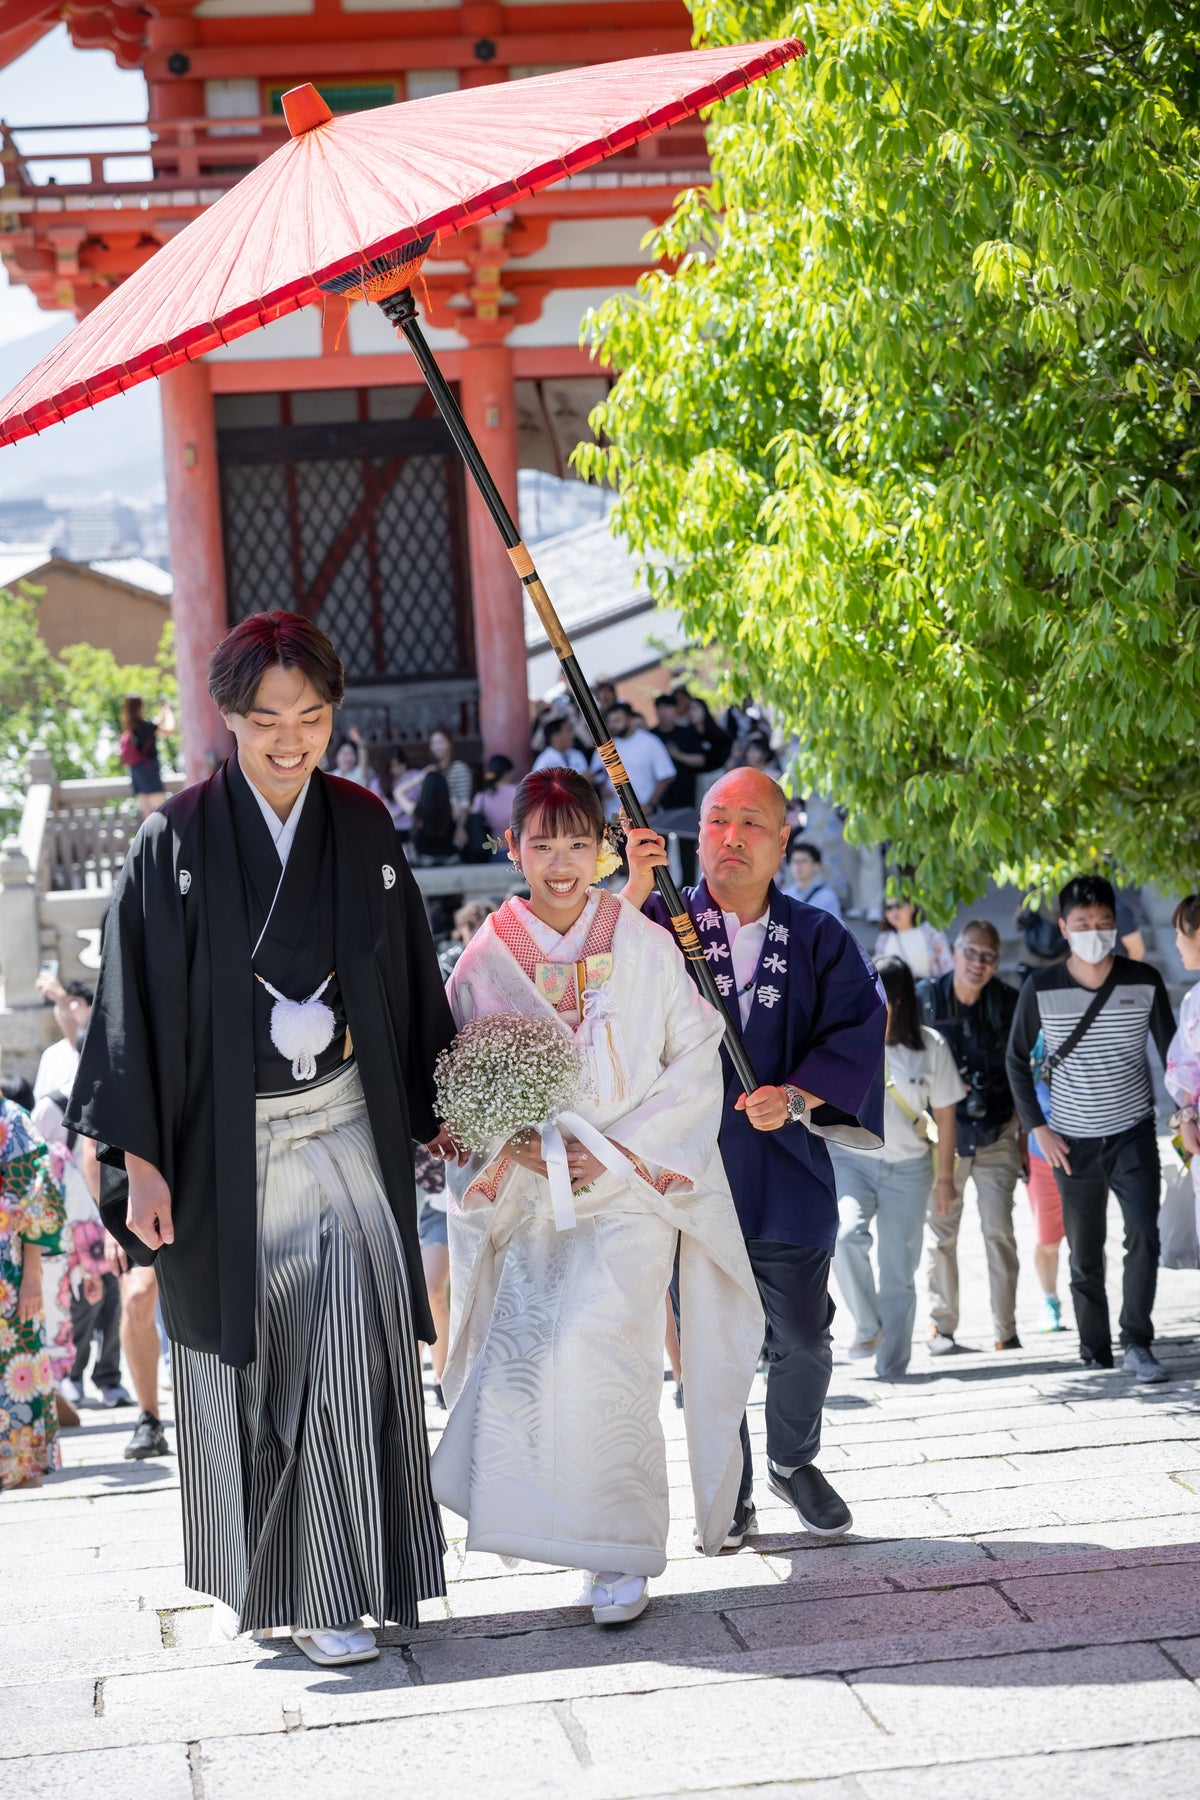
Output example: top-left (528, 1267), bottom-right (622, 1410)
top-left (994, 1335), bottom-right (1022, 1351)
top-left (767, 1464), bottom-right (852, 1539)
top-left (1081, 1345), bottom-right (1115, 1369)
top-left (124, 1411), bottom-right (169, 1460)
top-left (694, 1499), bottom-right (758, 1553)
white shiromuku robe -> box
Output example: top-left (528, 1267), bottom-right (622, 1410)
top-left (431, 890), bottom-right (763, 1574)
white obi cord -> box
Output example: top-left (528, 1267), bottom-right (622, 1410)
top-left (250, 836), bottom-right (337, 1084)
top-left (575, 981), bottom-right (631, 1106)
top-left (539, 1110), bottom-right (639, 1232)
top-left (255, 973), bottom-right (336, 1083)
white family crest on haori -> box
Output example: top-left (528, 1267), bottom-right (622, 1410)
top-left (382, 864), bottom-right (397, 890)
top-left (256, 973), bottom-right (337, 1082)
top-left (178, 869), bottom-right (192, 895)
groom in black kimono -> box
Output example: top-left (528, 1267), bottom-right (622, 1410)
top-left (67, 611), bottom-right (455, 1662)
top-left (629, 768), bottom-right (885, 1545)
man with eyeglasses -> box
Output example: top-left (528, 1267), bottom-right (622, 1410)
top-left (918, 920), bottom-right (1024, 1355)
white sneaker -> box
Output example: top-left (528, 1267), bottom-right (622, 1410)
top-left (927, 1329), bottom-right (956, 1356)
top-left (60, 1376), bottom-right (84, 1406)
top-left (590, 1572), bottom-right (650, 1626)
top-left (847, 1333), bottom-right (882, 1361)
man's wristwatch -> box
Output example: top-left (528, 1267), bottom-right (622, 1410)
top-left (783, 1085), bottom-right (808, 1124)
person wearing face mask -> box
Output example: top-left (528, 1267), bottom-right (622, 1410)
top-left (1005, 875), bottom-right (1177, 1382)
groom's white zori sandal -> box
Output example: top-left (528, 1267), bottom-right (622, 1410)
top-left (590, 1572), bottom-right (650, 1625)
top-left (291, 1621), bottom-right (379, 1666)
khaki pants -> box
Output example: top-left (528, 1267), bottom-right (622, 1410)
top-left (926, 1115), bottom-right (1022, 1342)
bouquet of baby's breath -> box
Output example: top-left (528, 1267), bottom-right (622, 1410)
top-left (435, 1014), bottom-right (587, 1155)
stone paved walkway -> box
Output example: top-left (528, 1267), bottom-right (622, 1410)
top-left (5, 1194), bottom-right (1200, 1799)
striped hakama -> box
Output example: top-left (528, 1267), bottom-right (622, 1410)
top-left (172, 1062), bottom-right (445, 1633)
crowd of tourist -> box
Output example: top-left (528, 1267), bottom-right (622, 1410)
top-left (318, 683), bottom-right (785, 886)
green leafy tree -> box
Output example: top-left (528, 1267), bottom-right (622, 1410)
top-left (0, 583), bottom-right (177, 836)
top-left (579, 0), bottom-right (1200, 916)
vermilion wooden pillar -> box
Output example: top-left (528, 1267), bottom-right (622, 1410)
top-left (460, 339), bottom-right (531, 772)
top-left (160, 360), bottom-right (233, 783)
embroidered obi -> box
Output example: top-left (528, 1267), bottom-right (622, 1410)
top-left (491, 890), bottom-right (622, 1024)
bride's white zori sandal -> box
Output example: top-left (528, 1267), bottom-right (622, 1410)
top-left (589, 1573), bottom-right (650, 1626)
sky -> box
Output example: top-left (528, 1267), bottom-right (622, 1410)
top-left (0, 26), bottom-right (148, 347)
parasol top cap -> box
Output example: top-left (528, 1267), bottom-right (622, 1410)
top-left (282, 84), bottom-right (334, 137)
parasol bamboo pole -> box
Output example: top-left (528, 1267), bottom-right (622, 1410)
top-left (379, 285), bottom-right (760, 1096)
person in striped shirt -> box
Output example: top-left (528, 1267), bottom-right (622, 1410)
top-left (1005, 875), bottom-right (1176, 1382)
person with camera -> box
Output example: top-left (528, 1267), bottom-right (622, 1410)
top-left (920, 920), bottom-right (1024, 1355)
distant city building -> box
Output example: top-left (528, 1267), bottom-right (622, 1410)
top-left (0, 495), bottom-right (170, 569)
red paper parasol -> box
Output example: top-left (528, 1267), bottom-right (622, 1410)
top-left (0, 41), bottom-right (806, 1089)
top-left (0, 43), bottom-right (801, 441)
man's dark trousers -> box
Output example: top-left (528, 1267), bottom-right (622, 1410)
top-left (737, 1239), bottom-right (835, 1510)
top-left (68, 1271), bottom-right (122, 1388)
top-left (670, 1238), bottom-right (835, 1507)
top-left (1054, 1119), bottom-right (1160, 1363)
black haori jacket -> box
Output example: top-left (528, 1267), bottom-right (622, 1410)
top-left (65, 758), bottom-right (455, 1368)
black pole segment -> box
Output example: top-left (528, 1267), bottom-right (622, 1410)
top-left (381, 287), bottom-right (519, 548)
top-left (376, 285), bottom-right (760, 1095)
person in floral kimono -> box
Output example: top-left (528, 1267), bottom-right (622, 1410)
top-left (0, 1097), bottom-right (65, 1489)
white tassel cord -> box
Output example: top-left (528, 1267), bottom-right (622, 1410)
top-left (256, 973), bottom-right (336, 1083)
top-left (577, 983), bottom-right (631, 1106)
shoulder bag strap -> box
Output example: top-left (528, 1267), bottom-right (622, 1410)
top-left (884, 1058), bottom-right (938, 1144)
top-left (1042, 981), bottom-right (1111, 1078)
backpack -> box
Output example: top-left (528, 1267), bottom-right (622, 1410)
top-left (118, 729), bottom-right (146, 767)
top-left (1017, 906), bottom-right (1066, 961)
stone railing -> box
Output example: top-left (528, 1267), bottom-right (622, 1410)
top-left (46, 772), bottom-right (187, 893)
top-left (0, 745), bottom-right (183, 1064)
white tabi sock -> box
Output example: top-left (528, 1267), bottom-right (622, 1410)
top-left (768, 1457), bottom-right (800, 1478)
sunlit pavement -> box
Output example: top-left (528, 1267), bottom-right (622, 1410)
top-left (4, 1190), bottom-right (1200, 1799)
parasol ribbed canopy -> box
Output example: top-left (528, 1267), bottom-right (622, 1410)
top-left (0, 39), bottom-right (802, 446)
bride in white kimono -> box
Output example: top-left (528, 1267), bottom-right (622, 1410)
top-left (432, 767), bottom-right (763, 1625)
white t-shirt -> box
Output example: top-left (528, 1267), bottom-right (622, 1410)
top-left (590, 728), bottom-right (674, 808)
top-left (873, 1026), bottom-right (965, 1163)
top-left (533, 746), bottom-right (590, 777)
top-left (874, 923), bottom-right (952, 980)
top-left (33, 1036), bottom-right (80, 1104)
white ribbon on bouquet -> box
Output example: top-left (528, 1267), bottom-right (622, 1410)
top-left (539, 1109), bottom-right (639, 1232)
